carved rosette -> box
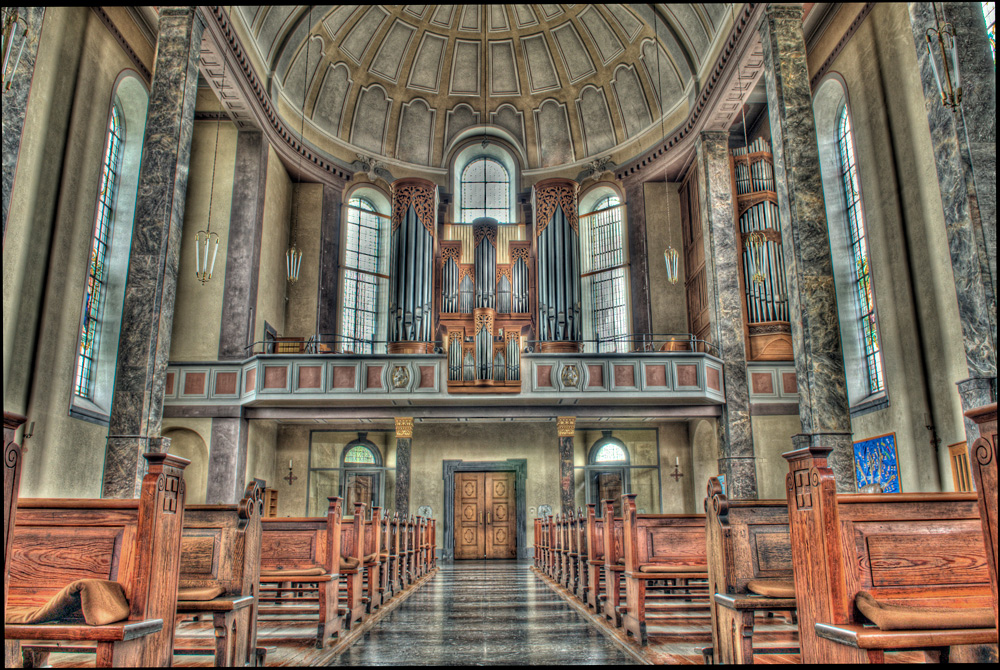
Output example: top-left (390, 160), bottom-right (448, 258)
top-left (473, 222), bottom-right (498, 248)
top-left (556, 416), bottom-right (576, 437)
top-left (441, 243), bottom-right (462, 264)
top-left (395, 417), bottom-right (414, 439)
top-left (510, 245), bottom-right (530, 263)
top-left (474, 310), bottom-right (494, 335)
top-left (391, 179), bottom-right (437, 235)
top-left (533, 180), bottom-right (579, 237)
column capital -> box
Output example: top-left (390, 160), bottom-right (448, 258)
top-left (763, 3), bottom-right (804, 22)
top-left (395, 417), bottom-right (414, 438)
top-left (556, 416), bottom-right (576, 437)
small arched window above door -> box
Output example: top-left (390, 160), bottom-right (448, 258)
top-left (587, 431), bottom-right (630, 516)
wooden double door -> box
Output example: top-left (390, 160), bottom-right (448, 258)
top-left (454, 471), bottom-right (517, 559)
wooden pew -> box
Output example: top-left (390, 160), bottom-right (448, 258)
top-left (378, 512), bottom-right (393, 602)
top-left (785, 444), bottom-right (996, 663)
top-left (4, 413), bottom-right (27, 619)
top-left (620, 494), bottom-right (709, 645)
top-left (338, 502), bottom-right (366, 629)
top-left (389, 513), bottom-right (404, 594)
top-left (585, 504), bottom-right (607, 612)
top-left (573, 508), bottom-right (589, 603)
top-left (258, 496), bottom-right (344, 647)
top-left (533, 518), bottom-right (543, 569)
top-left (5, 453), bottom-right (189, 668)
top-left (705, 477), bottom-right (797, 664)
top-left (405, 515), bottom-right (417, 584)
top-left (601, 501), bottom-right (625, 627)
top-left (361, 507), bottom-right (383, 613)
top-left (175, 480), bottom-right (264, 667)
top-left (965, 402), bottom-right (998, 630)
top-left (426, 517), bottom-right (437, 571)
top-left (566, 510), bottom-right (581, 592)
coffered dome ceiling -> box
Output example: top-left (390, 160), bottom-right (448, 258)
top-left (232, 5), bottom-right (734, 172)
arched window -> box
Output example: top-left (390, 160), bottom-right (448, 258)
top-left (341, 196), bottom-right (385, 353)
top-left (586, 432), bottom-right (630, 516)
top-left (460, 156), bottom-right (510, 223)
top-left (581, 193), bottom-right (630, 353)
top-left (75, 104), bottom-right (124, 399)
top-left (340, 434), bottom-right (384, 512)
top-left (836, 105), bottom-right (884, 395)
top-left (71, 74), bottom-right (148, 423)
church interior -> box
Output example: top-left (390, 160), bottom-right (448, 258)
top-left (2, 3), bottom-right (997, 666)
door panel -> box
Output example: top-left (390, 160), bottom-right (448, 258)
top-left (453, 472), bottom-right (517, 559)
top-left (454, 473), bottom-right (485, 559)
top-left (598, 471), bottom-right (624, 517)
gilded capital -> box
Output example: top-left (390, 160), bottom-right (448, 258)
top-left (556, 416), bottom-right (575, 438)
top-left (395, 417), bottom-right (414, 438)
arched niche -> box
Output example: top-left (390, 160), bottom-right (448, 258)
top-left (163, 427), bottom-right (209, 505)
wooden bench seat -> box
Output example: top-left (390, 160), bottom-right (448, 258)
top-left (361, 507), bottom-right (383, 613)
top-left (258, 496), bottom-right (344, 647)
top-left (600, 502), bottom-right (626, 627)
top-left (705, 476), bottom-right (797, 664)
top-left (175, 480), bottom-right (264, 666)
top-left (5, 453), bottom-right (188, 668)
top-left (338, 504), bottom-right (367, 629)
top-left (572, 508), bottom-right (589, 603)
top-left (785, 444), bottom-right (996, 663)
top-left (584, 504), bottom-right (606, 612)
top-left (621, 494), bottom-right (709, 645)
top-left (964, 402), bottom-right (998, 630)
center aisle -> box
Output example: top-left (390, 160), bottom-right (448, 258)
top-left (328, 561), bottom-right (636, 666)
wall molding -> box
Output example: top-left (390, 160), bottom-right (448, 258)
top-left (90, 7), bottom-right (152, 82)
top-left (810, 3), bottom-right (877, 91)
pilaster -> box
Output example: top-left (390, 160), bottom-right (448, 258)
top-left (395, 417), bottom-right (413, 516)
top-left (557, 416), bottom-right (575, 514)
top-left (103, 7), bottom-right (206, 498)
top-left (760, 4), bottom-right (854, 490)
top-left (696, 131), bottom-right (757, 499)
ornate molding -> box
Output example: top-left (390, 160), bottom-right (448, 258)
top-left (616, 3), bottom-right (767, 182)
top-left (497, 264), bottom-right (512, 283)
top-left (441, 243), bottom-right (462, 264)
top-left (556, 416), bottom-right (576, 437)
top-left (91, 7), bottom-right (152, 82)
top-left (533, 180), bottom-right (579, 236)
top-left (510, 244), bottom-right (530, 263)
top-left (474, 310), bottom-right (494, 335)
top-left (810, 3), bottom-right (876, 90)
top-left (199, 7), bottom-right (353, 185)
top-left (474, 221), bottom-right (498, 248)
top-left (395, 417), bottom-right (414, 439)
top-left (391, 180), bottom-right (437, 235)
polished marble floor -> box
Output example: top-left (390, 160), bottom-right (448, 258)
top-left (328, 560), bottom-right (636, 666)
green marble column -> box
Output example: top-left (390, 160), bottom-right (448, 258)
top-left (907, 2), bottom-right (997, 418)
top-left (696, 131), bottom-right (757, 499)
top-left (395, 418), bottom-right (412, 516)
top-left (760, 5), bottom-right (854, 491)
top-left (102, 7), bottom-right (206, 498)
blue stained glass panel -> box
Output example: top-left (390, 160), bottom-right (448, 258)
top-left (853, 433), bottom-right (900, 493)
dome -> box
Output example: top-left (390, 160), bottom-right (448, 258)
top-left (231, 5), bottom-right (735, 173)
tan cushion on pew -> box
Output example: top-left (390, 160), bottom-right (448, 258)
top-left (6, 579), bottom-right (129, 626)
top-left (363, 553), bottom-right (378, 564)
top-left (177, 586), bottom-right (225, 601)
top-left (340, 556), bottom-right (361, 571)
top-left (638, 564), bottom-right (708, 574)
top-left (855, 591), bottom-right (994, 631)
top-left (260, 566), bottom-right (327, 577)
top-left (746, 579), bottom-right (796, 598)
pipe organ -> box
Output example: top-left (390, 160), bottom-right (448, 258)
top-left (389, 178), bottom-right (438, 353)
top-left (439, 219), bottom-right (529, 393)
top-left (532, 179), bottom-right (582, 352)
top-left (730, 138), bottom-right (793, 360)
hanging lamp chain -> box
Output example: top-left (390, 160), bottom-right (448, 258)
top-left (195, 47), bottom-right (227, 284)
top-left (287, 6), bottom-right (312, 284)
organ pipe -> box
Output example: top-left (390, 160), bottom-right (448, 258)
top-left (389, 178), bottom-right (437, 351)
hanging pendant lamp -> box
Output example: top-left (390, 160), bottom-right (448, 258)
top-left (287, 6), bottom-right (313, 284)
top-left (195, 47), bottom-right (227, 285)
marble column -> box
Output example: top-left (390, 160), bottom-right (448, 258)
top-left (907, 2), bottom-right (997, 416)
top-left (205, 417), bottom-right (248, 504)
top-left (624, 178), bottom-right (652, 338)
top-left (317, 183), bottom-right (345, 338)
top-left (102, 7), bottom-right (206, 498)
top-left (760, 5), bottom-right (854, 491)
top-left (557, 416), bottom-right (575, 514)
top-left (218, 131), bottom-right (267, 360)
top-left (2, 7), bottom-right (44, 239)
top-left (696, 131), bottom-right (758, 499)
top-left (394, 417), bottom-right (412, 516)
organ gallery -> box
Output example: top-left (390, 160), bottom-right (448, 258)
top-left (2, 3), bottom-right (997, 666)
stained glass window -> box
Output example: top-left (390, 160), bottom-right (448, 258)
top-left (593, 441), bottom-right (627, 463)
top-left (75, 103), bottom-right (124, 399)
top-left (344, 444), bottom-right (377, 464)
top-left (984, 2), bottom-right (995, 61)
top-left (342, 197), bottom-right (382, 353)
top-left (588, 196), bottom-right (629, 353)
top-left (460, 157), bottom-right (509, 223)
top-left (837, 105), bottom-right (884, 395)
